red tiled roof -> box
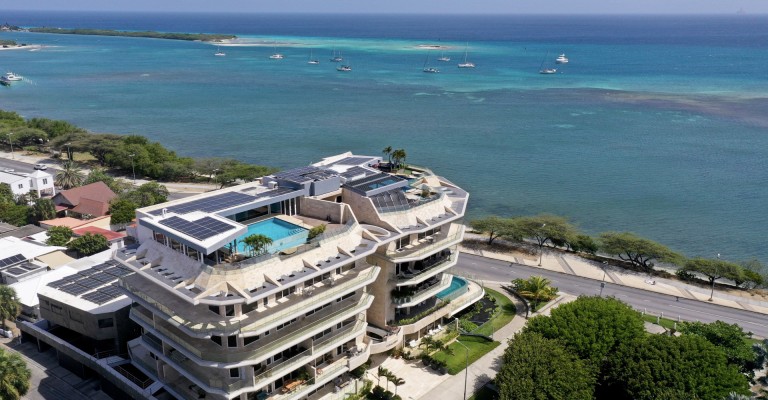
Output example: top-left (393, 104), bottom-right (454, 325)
top-left (72, 226), bottom-right (126, 242)
top-left (54, 182), bottom-right (116, 208)
top-left (70, 197), bottom-right (110, 217)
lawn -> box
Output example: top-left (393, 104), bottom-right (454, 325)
top-left (472, 288), bottom-right (516, 337)
top-left (641, 313), bottom-right (678, 330)
top-left (431, 335), bottom-right (501, 375)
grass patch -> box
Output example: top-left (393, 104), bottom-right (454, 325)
top-left (431, 335), bottom-right (500, 375)
top-left (473, 288), bottom-right (516, 337)
top-left (641, 314), bottom-right (677, 330)
top-left (469, 385), bottom-right (498, 400)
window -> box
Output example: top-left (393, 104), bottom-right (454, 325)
top-left (276, 318), bottom-right (297, 331)
top-left (211, 336), bottom-right (223, 346)
top-left (244, 335), bottom-right (259, 346)
top-left (98, 318), bottom-right (114, 328)
top-left (17, 184), bottom-right (23, 189)
top-left (208, 305), bottom-right (220, 315)
top-left (50, 304), bottom-right (63, 314)
top-left (225, 305), bottom-right (235, 317)
top-left (230, 368), bottom-right (240, 378)
top-left (228, 335), bottom-right (237, 348)
top-left (43, 178), bottom-right (48, 185)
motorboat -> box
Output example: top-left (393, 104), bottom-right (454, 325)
top-left (423, 67), bottom-right (439, 73)
top-left (555, 53), bottom-right (569, 64)
top-left (214, 47), bottom-right (226, 56)
top-left (539, 68), bottom-right (557, 74)
top-left (2, 72), bottom-right (22, 81)
top-left (336, 65), bottom-right (352, 72)
top-left (269, 53), bottom-right (284, 59)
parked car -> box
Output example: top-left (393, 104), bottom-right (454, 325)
top-left (34, 164), bottom-right (48, 170)
top-left (2, 168), bottom-right (14, 173)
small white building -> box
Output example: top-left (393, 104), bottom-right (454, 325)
top-left (0, 170), bottom-right (56, 199)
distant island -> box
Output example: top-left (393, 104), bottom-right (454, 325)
top-left (27, 27), bottom-right (236, 42)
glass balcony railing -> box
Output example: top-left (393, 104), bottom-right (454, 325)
top-left (393, 274), bottom-right (452, 308)
top-left (395, 254), bottom-right (455, 286)
top-left (386, 228), bottom-right (464, 259)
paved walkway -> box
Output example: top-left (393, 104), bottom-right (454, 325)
top-left (460, 233), bottom-right (768, 315)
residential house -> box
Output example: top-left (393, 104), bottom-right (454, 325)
top-left (52, 181), bottom-right (116, 218)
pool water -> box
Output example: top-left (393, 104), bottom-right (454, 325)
top-left (237, 217), bottom-right (309, 254)
top-left (436, 276), bottom-right (468, 300)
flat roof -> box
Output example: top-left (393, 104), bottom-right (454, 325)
top-left (40, 259), bottom-right (133, 312)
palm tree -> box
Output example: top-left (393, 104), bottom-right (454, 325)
top-left (382, 146), bottom-right (393, 164)
top-left (242, 234), bottom-right (273, 257)
top-left (376, 366), bottom-right (389, 388)
top-left (390, 149), bottom-right (407, 171)
top-left (0, 285), bottom-right (21, 330)
top-left (391, 377), bottom-right (406, 396)
top-left (55, 160), bottom-right (85, 189)
top-left (514, 275), bottom-right (558, 310)
top-left (0, 348), bottom-right (31, 400)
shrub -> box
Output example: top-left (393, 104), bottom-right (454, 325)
top-left (308, 224), bottom-right (327, 240)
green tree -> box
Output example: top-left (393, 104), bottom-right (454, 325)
top-left (569, 234), bottom-right (598, 255)
top-left (517, 214), bottom-right (579, 249)
top-left (511, 275), bottom-right (558, 310)
top-left (0, 202), bottom-right (30, 226)
top-left (84, 168), bottom-right (126, 194)
top-left (109, 198), bottom-right (138, 225)
top-left (31, 197), bottom-right (56, 222)
top-left (122, 181), bottom-right (169, 207)
top-left (0, 183), bottom-right (14, 203)
top-left (0, 347), bottom-right (31, 400)
top-left (376, 366), bottom-right (390, 388)
top-left (46, 226), bottom-right (73, 246)
top-left (497, 332), bottom-right (594, 400)
top-left (469, 216), bottom-right (521, 245)
top-left (242, 234), bottom-right (273, 257)
top-left (602, 335), bottom-right (750, 400)
top-left (524, 296), bottom-right (645, 368)
top-left (738, 259), bottom-right (765, 289)
top-left (390, 149), bottom-right (407, 170)
top-left (55, 160), bottom-right (85, 189)
top-left (382, 146), bottom-right (393, 164)
top-left (67, 233), bottom-right (109, 256)
top-left (26, 117), bottom-right (86, 139)
top-left (683, 258), bottom-right (744, 302)
top-left (678, 320), bottom-right (759, 376)
top-left (598, 231), bottom-right (684, 272)
top-left (0, 285), bottom-right (21, 330)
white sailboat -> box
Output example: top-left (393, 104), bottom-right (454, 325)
top-left (269, 42), bottom-right (284, 59)
top-left (539, 51), bottom-right (557, 74)
top-left (437, 51), bottom-right (450, 62)
top-left (330, 48), bottom-right (343, 62)
top-left (423, 53), bottom-right (439, 73)
top-left (308, 49), bottom-right (320, 64)
top-left (457, 42), bottom-right (475, 68)
top-left (337, 57), bottom-right (352, 72)
top-left (214, 46), bottom-right (226, 56)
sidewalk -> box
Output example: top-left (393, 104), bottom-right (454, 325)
top-left (460, 233), bottom-right (768, 316)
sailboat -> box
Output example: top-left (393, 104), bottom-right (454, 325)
top-left (437, 50), bottom-right (450, 62)
top-left (269, 42), bottom-right (284, 59)
top-left (423, 53), bottom-right (439, 73)
top-left (457, 42), bottom-right (475, 68)
top-left (539, 51), bottom-right (557, 74)
top-left (336, 57), bottom-right (352, 72)
top-left (308, 49), bottom-right (320, 64)
top-left (214, 46), bottom-right (226, 56)
top-left (330, 48), bottom-right (343, 63)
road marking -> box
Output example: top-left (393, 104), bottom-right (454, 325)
top-left (668, 305), bottom-right (768, 327)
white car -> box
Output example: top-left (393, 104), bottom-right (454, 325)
top-left (34, 164), bottom-right (48, 170)
top-left (2, 168), bottom-right (14, 173)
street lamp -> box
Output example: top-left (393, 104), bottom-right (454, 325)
top-left (128, 153), bottom-right (136, 184)
top-left (538, 223), bottom-right (546, 266)
top-left (455, 339), bottom-right (470, 400)
top-left (709, 253), bottom-right (722, 302)
top-left (7, 132), bottom-right (13, 160)
top-left (599, 261), bottom-right (608, 297)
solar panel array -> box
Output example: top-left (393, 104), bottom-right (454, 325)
top-left (274, 166), bottom-right (324, 183)
top-left (46, 261), bottom-right (133, 305)
top-left (371, 189), bottom-right (414, 213)
top-left (159, 216), bottom-right (237, 241)
top-left (0, 254), bottom-right (25, 268)
top-left (341, 166), bottom-right (377, 181)
top-left (252, 187), bottom-right (296, 200)
top-left (3, 263), bottom-right (44, 277)
top-left (150, 191), bottom-right (257, 215)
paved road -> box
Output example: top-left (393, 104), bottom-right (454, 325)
top-left (455, 253), bottom-right (768, 338)
top-left (0, 158), bottom-right (58, 174)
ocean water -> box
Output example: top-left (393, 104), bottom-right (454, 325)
top-left (1, 12), bottom-right (767, 261)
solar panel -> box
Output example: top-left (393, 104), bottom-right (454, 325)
top-left (5, 267), bottom-right (26, 275)
top-left (81, 291), bottom-right (115, 305)
top-left (48, 278), bottom-right (73, 288)
top-left (0, 254), bottom-right (25, 268)
top-left (91, 273), bottom-right (117, 283)
top-left (252, 187), bottom-right (296, 200)
top-left (98, 285), bottom-right (124, 297)
top-left (159, 216), bottom-right (236, 241)
top-left (150, 191), bottom-right (257, 215)
top-left (60, 283), bottom-right (91, 296)
top-left (341, 166), bottom-right (376, 180)
top-left (77, 278), bottom-right (103, 289)
top-left (331, 156), bottom-right (374, 166)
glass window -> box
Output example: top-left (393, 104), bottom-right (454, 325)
top-left (43, 178), bottom-right (48, 184)
top-left (98, 318), bottom-right (114, 328)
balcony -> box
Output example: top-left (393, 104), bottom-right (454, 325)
top-left (122, 266), bottom-right (378, 338)
top-left (392, 274), bottom-right (451, 308)
top-left (395, 253), bottom-right (456, 287)
top-left (386, 227), bottom-right (464, 261)
top-left (131, 294), bottom-right (373, 366)
top-left (269, 356), bottom-right (349, 400)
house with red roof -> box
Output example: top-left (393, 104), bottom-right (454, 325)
top-left (52, 182), bottom-right (117, 218)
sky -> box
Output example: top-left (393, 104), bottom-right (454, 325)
top-left (7, 0), bottom-right (768, 14)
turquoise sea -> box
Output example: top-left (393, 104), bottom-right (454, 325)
top-left (1, 12), bottom-right (767, 261)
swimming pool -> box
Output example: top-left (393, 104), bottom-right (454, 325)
top-left (237, 217), bottom-right (309, 254)
top-left (436, 276), bottom-right (468, 300)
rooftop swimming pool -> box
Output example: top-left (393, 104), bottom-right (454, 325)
top-left (237, 217), bottom-right (309, 254)
top-left (436, 276), bottom-right (468, 300)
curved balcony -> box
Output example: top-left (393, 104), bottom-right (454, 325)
top-left (395, 253), bottom-right (456, 287)
top-left (367, 326), bottom-right (403, 354)
top-left (392, 274), bottom-right (451, 308)
top-left (386, 227), bottom-right (464, 262)
top-left (131, 293), bottom-right (373, 367)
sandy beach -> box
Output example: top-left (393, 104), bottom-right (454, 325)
top-left (0, 44), bottom-right (42, 51)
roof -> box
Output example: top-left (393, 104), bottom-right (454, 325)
top-left (10, 266), bottom-right (79, 308)
top-left (71, 197), bottom-right (110, 217)
top-left (72, 226), bottom-right (126, 242)
top-left (39, 216), bottom-right (110, 229)
top-left (54, 182), bottom-right (116, 208)
top-left (0, 171), bottom-right (27, 185)
top-left (0, 237), bottom-right (66, 262)
top-left (26, 170), bottom-right (53, 179)
top-left (0, 224), bottom-right (46, 239)
top-left (0, 222), bottom-right (18, 234)
top-left (36, 251), bottom-right (76, 269)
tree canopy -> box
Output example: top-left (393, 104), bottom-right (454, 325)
top-left (678, 320), bottom-right (760, 376)
top-left (602, 335), bottom-right (750, 400)
top-left (46, 226), bottom-right (73, 246)
top-left (242, 234), bottom-right (273, 257)
top-left (67, 233), bottom-right (109, 256)
top-left (497, 332), bottom-right (595, 400)
top-left (516, 214), bottom-right (580, 250)
top-left (511, 276), bottom-right (558, 310)
top-left (469, 216), bottom-right (521, 245)
top-left (0, 347), bottom-right (31, 400)
top-left (109, 198), bottom-right (139, 225)
top-left (0, 285), bottom-right (21, 330)
top-left (683, 258), bottom-right (744, 286)
top-left (524, 296), bottom-right (645, 367)
top-left (121, 181), bottom-right (169, 208)
top-left (599, 231), bottom-right (683, 271)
